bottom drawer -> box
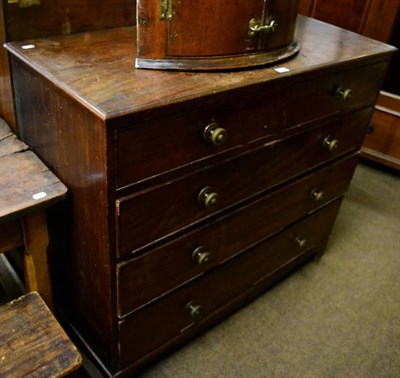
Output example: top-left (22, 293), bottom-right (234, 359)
top-left (118, 199), bottom-right (343, 369)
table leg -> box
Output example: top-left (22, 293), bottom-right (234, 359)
top-left (21, 210), bottom-right (53, 310)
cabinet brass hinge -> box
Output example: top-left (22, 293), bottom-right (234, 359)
top-left (160, 0), bottom-right (173, 21)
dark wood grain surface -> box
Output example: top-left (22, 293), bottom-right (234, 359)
top-left (116, 109), bottom-right (370, 256)
top-left (117, 155), bottom-right (358, 317)
top-left (299, 0), bottom-right (400, 170)
top-left (5, 16), bottom-right (396, 120)
top-left (5, 14), bottom-right (396, 376)
top-left (0, 292), bottom-right (81, 377)
top-left (118, 200), bottom-right (343, 369)
top-left (136, 0), bottom-right (300, 70)
top-left (0, 4), bottom-right (16, 131)
top-left (0, 119), bottom-right (67, 222)
top-left (299, 0), bottom-right (400, 43)
top-left (3, 0), bottom-right (136, 41)
top-left (8, 62), bottom-right (116, 364)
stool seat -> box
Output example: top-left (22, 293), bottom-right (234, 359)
top-left (0, 292), bottom-right (82, 377)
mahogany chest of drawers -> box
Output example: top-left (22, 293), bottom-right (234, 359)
top-left (6, 16), bottom-right (396, 377)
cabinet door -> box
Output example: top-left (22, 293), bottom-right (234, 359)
top-left (166, 1), bottom-right (264, 57)
top-left (260, 0), bottom-right (300, 50)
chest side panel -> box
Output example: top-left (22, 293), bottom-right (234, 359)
top-left (11, 57), bottom-right (116, 367)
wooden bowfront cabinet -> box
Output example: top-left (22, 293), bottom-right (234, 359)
top-left (136, 0), bottom-right (301, 70)
top-left (6, 16), bottom-right (396, 377)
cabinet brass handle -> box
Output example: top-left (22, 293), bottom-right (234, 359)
top-left (249, 18), bottom-right (278, 36)
top-left (323, 136), bottom-right (339, 152)
top-left (336, 87), bottom-right (352, 101)
top-left (203, 122), bottom-right (227, 146)
top-left (294, 236), bottom-right (307, 249)
top-left (311, 189), bottom-right (325, 203)
top-left (198, 186), bottom-right (220, 209)
top-left (192, 246), bottom-right (211, 265)
top-left (186, 301), bottom-right (202, 319)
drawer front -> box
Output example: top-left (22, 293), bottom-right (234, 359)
top-left (286, 62), bottom-right (387, 128)
top-left (116, 108), bottom-right (371, 257)
top-left (115, 90), bottom-right (284, 189)
top-left (363, 108), bottom-right (400, 160)
top-left (117, 155), bottom-right (358, 317)
top-left (118, 200), bottom-right (343, 368)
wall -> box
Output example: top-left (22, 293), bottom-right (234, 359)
top-left (0, 0), bottom-right (136, 132)
top-left (3, 0), bottom-right (136, 40)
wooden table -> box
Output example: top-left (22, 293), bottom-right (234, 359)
top-left (0, 118), bottom-right (67, 308)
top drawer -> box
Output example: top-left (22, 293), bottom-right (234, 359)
top-left (286, 62), bottom-right (387, 129)
top-left (115, 88), bottom-right (284, 189)
top-left (115, 61), bottom-right (387, 190)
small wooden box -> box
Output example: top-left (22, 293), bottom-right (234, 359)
top-left (136, 0), bottom-right (301, 70)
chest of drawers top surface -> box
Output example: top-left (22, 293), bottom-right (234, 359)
top-left (5, 16), bottom-right (396, 121)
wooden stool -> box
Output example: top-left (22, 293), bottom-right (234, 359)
top-left (0, 118), bottom-right (67, 309)
top-left (0, 292), bottom-right (82, 377)
top-left (0, 119), bottom-right (81, 376)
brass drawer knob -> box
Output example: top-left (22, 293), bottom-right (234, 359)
top-left (192, 246), bottom-right (211, 265)
top-left (311, 189), bottom-right (325, 203)
top-left (323, 136), bottom-right (339, 152)
top-left (294, 236), bottom-right (307, 249)
top-left (203, 122), bottom-right (227, 146)
top-left (198, 186), bottom-right (220, 208)
top-left (249, 18), bottom-right (278, 36)
top-left (186, 301), bottom-right (202, 319)
top-left (336, 87), bottom-right (352, 101)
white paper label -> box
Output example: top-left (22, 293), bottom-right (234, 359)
top-left (274, 67), bottom-right (290, 73)
top-left (32, 192), bottom-right (47, 200)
